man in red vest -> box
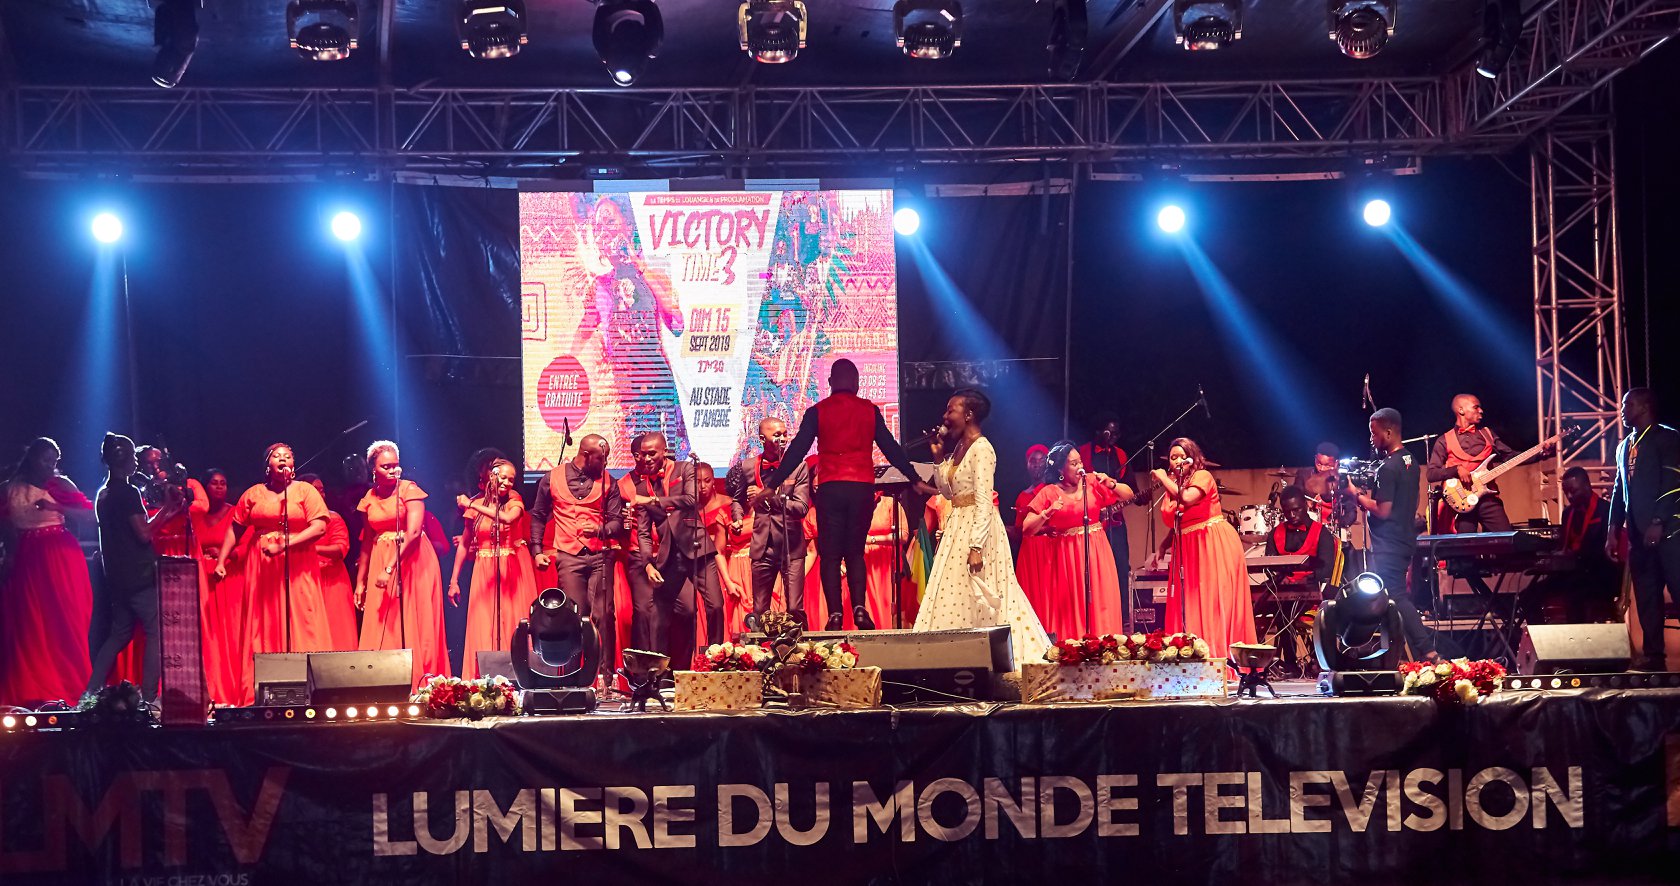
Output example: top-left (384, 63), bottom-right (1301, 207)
top-left (758, 359), bottom-right (926, 630)
top-left (528, 433), bottom-right (623, 680)
top-left (1265, 486), bottom-right (1340, 595)
top-left (1426, 393), bottom-right (1519, 533)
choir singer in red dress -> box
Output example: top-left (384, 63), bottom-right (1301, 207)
top-left (1018, 441), bottom-right (1133, 640)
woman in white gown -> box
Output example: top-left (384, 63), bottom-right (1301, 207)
top-left (912, 389), bottom-right (1051, 665)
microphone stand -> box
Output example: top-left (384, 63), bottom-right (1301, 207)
top-left (492, 486), bottom-right (503, 651)
top-left (1080, 473), bottom-right (1094, 636)
top-left (1402, 431), bottom-right (1440, 536)
top-left (296, 419), bottom-right (370, 474)
top-left (281, 477), bottom-right (293, 653)
top-left (1172, 500), bottom-right (1188, 636)
top-left (395, 489), bottom-right (406, 651)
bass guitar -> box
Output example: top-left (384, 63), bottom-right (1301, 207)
top-left (1440, 422), bottom-right (1582, 513)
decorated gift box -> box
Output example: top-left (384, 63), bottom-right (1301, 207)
top-left (1022, 632), bottom-right (1228, 702)
top-left (673, 670), bottom-right (764, 711)
top-left (805, 666), bottom-right (883, 709)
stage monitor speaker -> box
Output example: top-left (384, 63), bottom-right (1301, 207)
top-left (1517, 623), bottom-right (1631, 675)
top-left (476, 651), bottom-right (516, 685)
top-left (746, 627), bottom-right (1012, 703)
top-left (306, 650), bottom-right (413, 706)
top-left (253, 652), bottom-right (309, 706)
top-left (1331, 671), bottom-right (1401, 696)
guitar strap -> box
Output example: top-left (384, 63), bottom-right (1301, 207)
top-left (1442, 428), bottom-right (1494, 466)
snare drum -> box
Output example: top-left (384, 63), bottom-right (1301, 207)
top-left (1237, 504), bottom-right (1277, 537)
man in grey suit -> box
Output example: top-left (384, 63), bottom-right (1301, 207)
top-left (1608, 388), bottom-right (1680, 670)
top-left (727, 417), bottom-right (815, 627)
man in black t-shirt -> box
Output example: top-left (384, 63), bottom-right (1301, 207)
top-left (87, 434), bottom-right (182, 702)
top-left (1346, 408), bottom-right (1437, 660)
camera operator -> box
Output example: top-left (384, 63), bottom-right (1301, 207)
top-left (88, 434), bottom-right (185, 703)
top-left (1345, 408), bottom-right (1438, 662)
top-left (135, 444), bottom-right (206, 559)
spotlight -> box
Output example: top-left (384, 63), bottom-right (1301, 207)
top-left (1045, 0), bottom-right (1088, 80)
top-left (324, 707), bottom-right (338, 719)
top-left (738, 0), bottom-right (807, 63)
top-left (459, 1), bottom-right (528, 59)
top-left (91, 212), bottom-right (125, 244)
top-left (1, 716), bottom-right (14, 730)
top-left (23, 716), bottom-right (37, 728)
top-left (894, 0), bottom-right (963, 59)
top-left (331, 211), bottom-right (362, 242)
top-left (1314, 573), bottom-right (1403, 674)
top-left (150, 0), bottom-right (200, 88)
top-left (287, 0), bottom-right (360, 61)
top-left (386, 705), bottom-right (399, 717)
top-left (345, 706), bottom-right (359, 719)
top-left (593, 0), bottom-right (664, 86)
top-left (1329, 0), bottom-right (1395, 59)
top-left (893, 207), bottom-right (921, 236)
top-left (1157, 204), bottom-right (1186, 233)
top-left (511, 588), bottom-right (602, 714)
top-left (363, 706), bottom-right (377, 719)
top-left (1474, 0), bottom-right (1520, 78)
top-left (406, 704), bottom-right (421, 717)
top-left (1174, 0), bottom-right (1242, 50)
top-left (1352, 571), bottom-right (1384, 595)
top-left (305, 708), bottom-right (317, 719)
top-left (1362, 198), bottom-right (1391, 227)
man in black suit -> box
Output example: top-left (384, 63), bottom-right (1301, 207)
top-left (726, 417), bottom-right (814, 626)
top-left (1608, 388), bottom-right (1680, 670)
top-left (624, 432), bottom-right (709, 661)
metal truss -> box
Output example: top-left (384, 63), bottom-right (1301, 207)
top-left (1457, 0), bottom-right (1680, 146)
top-left (0, 77), bottom-right (1534, 174)
top-left (1531, 98), bottom-right (1627, 498)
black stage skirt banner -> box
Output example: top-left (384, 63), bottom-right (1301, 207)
top-left (4, 690), bottom-right (1680, 884)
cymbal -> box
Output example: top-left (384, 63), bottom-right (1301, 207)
top-left (1216, 483), bottom-right (1243, 495)
top-left (1265, 467), bottom-right (1293, 478)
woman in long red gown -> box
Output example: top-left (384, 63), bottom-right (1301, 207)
top-left (194, 469), bottom-right (246, 705)
top-left (213, 443), bottom-right (333, 701)
top-left (451, 458), bottom-right (534, 680)
top-left (1018, 442), bottom-right (1135, 640)
top-left (862, 491), bottom-right (911, 630)
top-left (355, 441), bottom-right (449, 684)
top-left (0, 438), bottom-right (95, 705)
top-left (302, 474), bottom-right (358, 650)
top-left (1152, 437), bottom-right (1255, 660)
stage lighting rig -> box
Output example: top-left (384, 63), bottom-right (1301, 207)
top-left (459, 1), bottom-right (529, 59)
top-left (1173, 0), bottom-right (1242, 50)
top-left (287, 0), bottom-right (360, 61)
top-left (894, 0), bottom-right (963, 60)
top-left (1474, 0), bottom-right (1521, 78)
top-left (1313, 572), bottom-right (1404, 674)
top-left (1043, 0), bottom-right (1088, 80)
top-left (594, 0), bottom-right (664, 85)
top-left (1328, 0), bottom-right (1395, 59)
top-left (150, 0), bottom-right (200, 88)
top-left (738, 0), bottom-right (807, 64)
top-left (511, 588), bottom-right (601, 714)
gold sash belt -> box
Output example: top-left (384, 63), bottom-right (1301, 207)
top-left (1180, 515), bottom-right (1227, 535)
top-left (950, 493), bottom-right (977, 508)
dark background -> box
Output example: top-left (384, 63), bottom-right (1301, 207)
top-left (2, 43), bottom-right (1675, 508)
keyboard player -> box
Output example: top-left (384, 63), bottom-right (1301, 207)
top-left (1522, 467), bottom-right (1618, 624)
top-left (1265, 486), bottom-right (1342, 598)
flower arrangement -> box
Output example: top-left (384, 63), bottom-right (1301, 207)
top-left (782, 639), bottom-right (861, 674)
top-left (411, 675), bottom-right (521, 719)
top-left (1399, 657), bottom-right (1506, 705)
top-left (691, 642), bottom-right (772, 673)
top-left (1045, 631), bottom-right (1212, 666)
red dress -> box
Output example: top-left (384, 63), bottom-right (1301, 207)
top-left (194, 503), bottom-right (247, 705)
top-left (722, 510), bottom-right (756, 637)
top-left (1162, 470), bottom-right (1256, 659)
top-left (0, 478), bottom-right (94, 705)
top-left (863, 496), bottom-right (911, 629)
top-left (357, 480), bottom-right (449, 683)
top-left (319, 511), bottom-right (358, 650)
top-left (232, 481), bottom-right (335, 700)
top-left (1018, 482), bottom-right (1126, 640)
top-left (458, 496), bottom-right (538, 680)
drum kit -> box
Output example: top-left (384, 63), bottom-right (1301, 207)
top-left (1234, 467), bottom-right (1353, 546)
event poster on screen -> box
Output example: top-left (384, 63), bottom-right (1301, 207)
top-left (519, 188), bottom-right (901, 472)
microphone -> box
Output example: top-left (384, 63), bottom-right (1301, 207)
top-left (341, 419), bottom-right (370, 435)
top-left (562, 416), bottom-right (574, 447)
top-left (1198, 385), bottom-right (1211, 419)
top-left (1362, 373), bottom-right (1373, 410)
top-left (907, 428), bottom-right (941, 448)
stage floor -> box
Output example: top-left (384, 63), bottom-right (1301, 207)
top-left (1, 687), bottom-right (1678, 884)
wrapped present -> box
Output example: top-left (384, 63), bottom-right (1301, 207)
top-left (1020, 662), bottom-right (1147, 703)
top-left (1140, 659), bottom-right (1228, 699)
top-left (674, 670), bottom-right (764, 711)
top-left (805, 667), bottom-right (883, 709)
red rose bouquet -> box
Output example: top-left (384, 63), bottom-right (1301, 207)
top-left (1045, 631), bottom-right (1212, 666)
top-left (411, 675), bottom-right (520, 719)
top-left (690, 642), bottom-right (771, 673)
top-left (1400, 657), bottom-right (1505, 705)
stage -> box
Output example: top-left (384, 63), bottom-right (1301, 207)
top-left (2, 686), bottom-right (1678, 884)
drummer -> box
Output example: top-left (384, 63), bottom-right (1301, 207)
top-left (1295, 442), bottom-right (1355, 527)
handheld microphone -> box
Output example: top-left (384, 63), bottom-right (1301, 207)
top-left (907, 428), bottom-right (941, 448)
top-left (562, 416), bottom-right (574, 447)
top-left (1198, 385), bottom-right (1211, 419)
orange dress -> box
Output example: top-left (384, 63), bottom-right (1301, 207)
top-left (458, 498), bottom-right (538, 680)
top-left (232, 481), bottom-right (335, 700)
top-left (722, 510), bottom-right (756, 637)
top-left (1018, 482), bottom-right (1126, 640)
top-left (863, 496), bottom-right (911, 629)
top-left (357, 480), bottom-right (449, 684)
top-left (193, 503), bottom-right (247, 705)
top-left (1162, 470), bottom-right (1255, 659)
top-left (319, 511), bottom-right (358, 650)
top-left (0, 478), bottom-right (94, 705)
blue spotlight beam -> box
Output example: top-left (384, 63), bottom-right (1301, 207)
top-left (1383, 224), bottom-right (1531, 372)
top-left (1174, 238), bottom-right (1326, 451)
